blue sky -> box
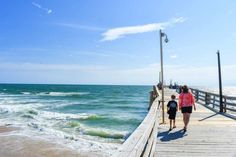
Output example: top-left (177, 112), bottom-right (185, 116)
top-left (0, 0), bottom-right (236, 86)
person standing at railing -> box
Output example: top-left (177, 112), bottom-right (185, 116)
top-left (179, 85), bottom-right (196, 132)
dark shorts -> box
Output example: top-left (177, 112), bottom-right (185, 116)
top-left (168, 111), bottom-right (176, 120)
top-left (181, 106), bottom-right (192, 113)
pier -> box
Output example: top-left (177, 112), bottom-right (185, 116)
top-left (113, 86), bottom-right (236, 157)
top-left (155, 88), bottom-right (236, 157)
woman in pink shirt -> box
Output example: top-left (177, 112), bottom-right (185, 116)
top-left (178, 85), bottom-right (196, 132)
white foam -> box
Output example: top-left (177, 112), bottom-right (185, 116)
top-left (22, 92), bottom-right (31, 95)
top-left (3, 118), bottom-right (120, 156)
top-left (40, 111), bottom-right (95, 120)
top-left (36, 92), bottom-right (89, 96)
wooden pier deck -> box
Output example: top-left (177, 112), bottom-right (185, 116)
top-left (155, 89), bottom-right (236, 157)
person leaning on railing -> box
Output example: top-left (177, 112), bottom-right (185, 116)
top-left (178, 85), bottom-right (196, 132)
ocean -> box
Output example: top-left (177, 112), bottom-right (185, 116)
top-left (192, 86), bottom-right (236, 96)
top-left (0, 84), bottom-right (151, 155)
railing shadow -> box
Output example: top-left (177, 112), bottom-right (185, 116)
top-left (157, 129), bottom-right (186, 142)
top-left (198, 113), bottom-right (218, 121)
top-left (197, 102), bottom-right (236, 120)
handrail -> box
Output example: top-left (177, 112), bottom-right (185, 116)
top-left (112, 86), bottom-right (160, 157)
top-left (190, 88), bottom-right (236, 113)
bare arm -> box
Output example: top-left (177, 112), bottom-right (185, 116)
top-left (192, 94), bottom-right (196, 111)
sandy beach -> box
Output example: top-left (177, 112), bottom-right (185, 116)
top-left (0, 126), bottom-right (102, 157)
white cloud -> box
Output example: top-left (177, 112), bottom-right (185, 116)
top-left (32, 2), bottom-right (41, 8)
top-left (54, 23), bottom-right (105, 31)
top-left (170, 54), bottom-right (177, 59)
top-left (32, 2), bottom-right (52, 14)
top-left (101, 17), bottom-right (186, 41)
top-left (47, 10), bottom-right (52, 14)
top-left (0, 62), bottom-right (235, 86)
top-left (0, 62), bottom-right (106, 71)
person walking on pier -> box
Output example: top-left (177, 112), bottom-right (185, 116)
top-left (167, 95), bottom-right (178, 131)
top-left (178, 85), bottom-right (196, 132)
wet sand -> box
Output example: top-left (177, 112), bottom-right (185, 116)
top-left (0, 126), bottom-right (102, 157)
top-left (0, 126), bottom-right (17, 133)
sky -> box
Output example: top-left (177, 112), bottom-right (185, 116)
top-left (0, 0), bottom-right (236, 86)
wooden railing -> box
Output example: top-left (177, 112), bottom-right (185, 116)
top-left (112, 86), bottom-right (160, 157)
top-left (190, 88), bottom-right (236, 114)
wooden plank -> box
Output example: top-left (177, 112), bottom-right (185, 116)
top-left (149, 110), bottom-right (160, 157)
top-left (142, 121), bottom-right (156, 157)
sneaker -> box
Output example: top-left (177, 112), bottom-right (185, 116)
top-left (168, 128), bottom-right (172, 131)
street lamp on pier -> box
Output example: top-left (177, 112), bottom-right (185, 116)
top-left (159, 30), bottom-right (168, 123)
top-left (217, 50), bottom-right (223, 113)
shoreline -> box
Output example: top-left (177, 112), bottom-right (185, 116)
top-left (0, 126), bottom-right (103, 157)
top-left (0, 125), bottom-right (18, 133)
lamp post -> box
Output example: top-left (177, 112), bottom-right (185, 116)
top-left (159, 29), bottom-right (168, 123)
top-left (217, 50), bottom-right (223, 112)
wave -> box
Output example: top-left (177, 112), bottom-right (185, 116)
top-left (0, 107), bottom-right (10, 114)
top-left (79, 115), bottom-right (104, 121)
top-left (0, 100), bottom-right (43, 114)
top-left (21, 92), bottom-right (31, 95)
top-left (0, 104), bottom-right (23, 114)
top-left (28, 110), bottom-right (38, 115)
top-left (21, 109), bottom-right (38, 119)
top-left (83, 128), bottom-right (127, 139)
top-left (30, 109), bottom-right (140, 126)
top-left (40, 111), bottom-right (99, 120)
top-left (79, 114), bottom-right (141, 127)
top-left (0, 103), bottom-right (101, 122)
top-left (36, 92), bottom-right (89, 97)
top-left (22, 114), bottom-right (34, 119)
top-left (67, 121), bottom-right (80, 128)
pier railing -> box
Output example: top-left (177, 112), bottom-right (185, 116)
top-left (175, 86), bottom-right (236, 115)
top-left (112, 86), bottom-right (160, 157)
top-left (189, 88), bottom-right (236, 114)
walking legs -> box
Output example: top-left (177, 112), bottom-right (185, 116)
top-left (169, 120), bottom-right (172, 131)
top-left (183, 113), bottom-right (191, 130)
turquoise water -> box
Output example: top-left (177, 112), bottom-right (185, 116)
top-left (0, 84), bottom-right (151, 144)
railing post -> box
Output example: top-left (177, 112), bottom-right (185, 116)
top-left (223, 96), bottom-right (227, 113)
top-left (196, 90), bottom-right (199, 102)
top-left (149, 86), bottom-right (158, 110)
top-left (205, 92), bottom-right (211, 105)
top-left (149, 91), bottom-right (154, 110)
top-left (213, 95), bottom-right (216, 108)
